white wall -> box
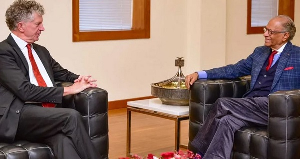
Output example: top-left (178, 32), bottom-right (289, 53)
top-left (0, 0), bottom-right (299, 101)
top-left (185, 0), bottom-right (227, 72)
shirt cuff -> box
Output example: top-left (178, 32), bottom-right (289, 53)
top-left (197, 71), bottom-right (207, 79)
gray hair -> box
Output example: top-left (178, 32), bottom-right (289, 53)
top-left (5, 0), bottom-right (44, 31)
top-left (277, 15), bottom-right (296, 41)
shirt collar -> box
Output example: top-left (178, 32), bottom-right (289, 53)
top-left (273, 42), bottom-right (287, 54)
top-left (10, 32), bottom-right (29, 50)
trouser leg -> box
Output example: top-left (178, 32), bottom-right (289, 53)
top-left (44, 133), bottom-right (81, 159)
top-left (203, 115), bottom-right (249, 159)
top-left (191, 97), bottom-right (269, 158)
top-left (16, 105), bottom-right (100, 159)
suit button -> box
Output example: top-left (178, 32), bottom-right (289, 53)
top-left (16, 110), bottom-right (20, 114)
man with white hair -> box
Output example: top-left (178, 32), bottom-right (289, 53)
top-left (185, 15), bottom-right (298, 159)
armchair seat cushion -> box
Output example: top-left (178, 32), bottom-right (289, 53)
top-left (0, 141), bottom-right (54, 159)
top-left (232, 126), bottom-right (268, 159)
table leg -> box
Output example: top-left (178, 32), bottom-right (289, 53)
top-left (126, 109), bottom-right (132, 157)
top-left (175, 118), bottom-right (180, 151)
top-left (178, 118), bottom-right (188, 149)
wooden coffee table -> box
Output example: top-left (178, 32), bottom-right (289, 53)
top-left (126, 98), bottom-right (189, 156)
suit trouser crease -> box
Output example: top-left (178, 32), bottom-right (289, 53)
top-left (16, 105), bottom-right (100, 159)
top-left (191, 97), bottom-right (269, 159)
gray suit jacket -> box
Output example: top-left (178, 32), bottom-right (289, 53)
top-left (205, 42), bottom-right (300, 94)
top-left (0, 34), bottom-right (79, 142)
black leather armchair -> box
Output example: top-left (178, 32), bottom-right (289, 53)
top-left (0, 82), bottom-right (109, 159)
top-left (188, 78), bottom-right (300, 159)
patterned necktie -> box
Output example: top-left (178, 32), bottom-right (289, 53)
top-left (266, 50), bottom-right (278, 71)
top-left (26, 44), bottom-right (55, 108)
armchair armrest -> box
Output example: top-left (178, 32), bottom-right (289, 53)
top-left (56, 82), bottom-right (109, 159)
top-left (188, 78), bottom-right (249, 151)
top-left (268, 90), bottom-right (300, 159)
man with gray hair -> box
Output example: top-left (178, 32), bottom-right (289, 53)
top-left (0, 0), bottom-right (100, 158)
top-left (185, 15), bottom-right (298, 159)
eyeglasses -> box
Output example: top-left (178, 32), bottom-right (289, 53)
top-left (263, 27), bottom-right (287, 35)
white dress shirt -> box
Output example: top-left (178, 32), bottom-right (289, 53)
top-left (11, 33), bottom-right (53, 87)
top-left (270, 42), bottom-right (287, 67)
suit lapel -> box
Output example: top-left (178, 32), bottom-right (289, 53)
top-left (32, 44), bottom-right (55, 85)
top-left (6, 35), bottom-right (29, 72)
top-left (271, 42), bottom-right (292, 90)
top-left (7, 34), bottom-right (55, 86)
